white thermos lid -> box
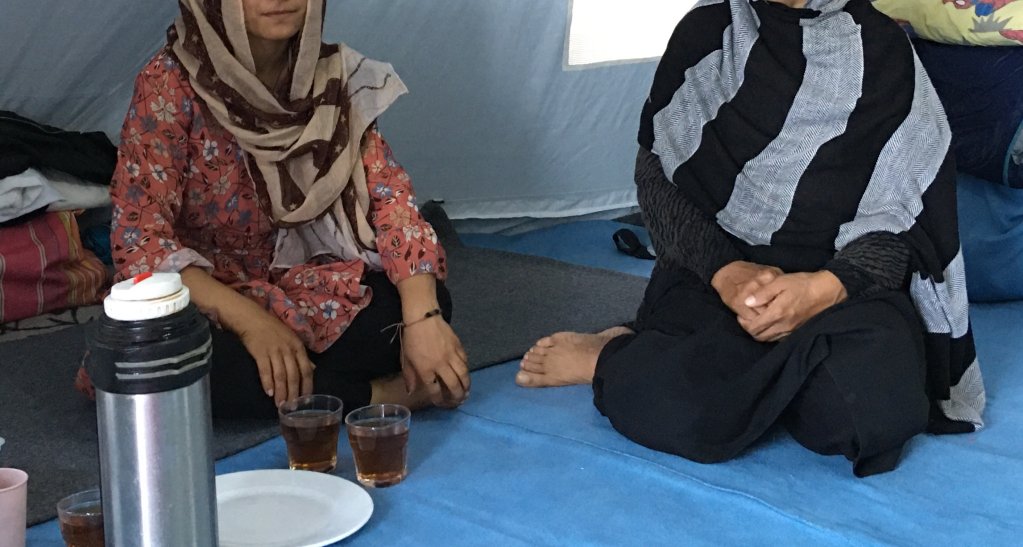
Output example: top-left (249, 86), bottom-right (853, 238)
top-left (104, 272), bottom-right (191, 321)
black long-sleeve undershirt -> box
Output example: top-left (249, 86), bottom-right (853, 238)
top-left (635, 148), bottom-right (910, 297)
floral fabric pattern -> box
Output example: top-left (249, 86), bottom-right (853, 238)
top-left (110, 51), bottom-right (446, 353)
top-left (872, 0), bottom-right (1023, 45)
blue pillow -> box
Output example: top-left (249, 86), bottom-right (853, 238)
top-left (958, 173), bottom-right (1023, 303)
top-left (915, 40), bottom-right (1023, 189)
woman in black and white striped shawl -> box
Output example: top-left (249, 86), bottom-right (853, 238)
top-left (517, 0), bottom-right (985, 477)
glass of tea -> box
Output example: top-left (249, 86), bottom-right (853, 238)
top-left (345, 404), bottom-right (411, 488)
top-left (279, 394), bottom-right (344, 473)
top-left (57, 489), bottom-right (104, 547)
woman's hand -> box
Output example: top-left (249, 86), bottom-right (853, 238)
top-left (395, 274), bottom-right (469, 407)
top-left (711, 261), bottom-right (784, 320)
top-left (401, 317), bottom-right (470, 407)
top-left (180, 266), bottom-right (315, 406)
top-left (737, 271), bottom-right (848, 342)
top-left (235, 309), bottom-right (315, 407)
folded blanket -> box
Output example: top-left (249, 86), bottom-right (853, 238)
top-left (0, 168), bottom-right (112, 225)
top-left (0, 111), bottom-right (116, 184)
top-left (0, 169), bottom-right (62, 223)
top-left (44, 170), bottom-right (112, 211)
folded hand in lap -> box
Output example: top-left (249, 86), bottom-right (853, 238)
top-left (711, 261), bottom-right (784, 321)
top-left (738, 271), bottom-right (847, 343)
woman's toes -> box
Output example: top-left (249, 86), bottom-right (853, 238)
top-left (536, 336), bottom-right (556, 348)
top-left (515, 371), bottom-right (539, 386)
top-left (520, 358), bottom-right (545, 373)
top-left (550, 332), bottom-right (578, 345)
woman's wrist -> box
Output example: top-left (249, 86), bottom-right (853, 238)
top-left (396, 273), bottom-right (440, 322)
top-left (180, 266), bottom-right (266, 333)
top-left (811, 270), bottom-right (848, 307)
top-left (223, 298), bottom-right (272, 335)
top-left (402, 301), bottom-right (441, 324)
top-left (402, 308), bottom-right (443, 330)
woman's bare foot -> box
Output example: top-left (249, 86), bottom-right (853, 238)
top-left (370, 375), bottom-right (455, 411)
top-left (516, 326), bottom-right (634, 388)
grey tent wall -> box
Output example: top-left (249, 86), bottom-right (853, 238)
top-left (0, 0), bottom-right (660, 223)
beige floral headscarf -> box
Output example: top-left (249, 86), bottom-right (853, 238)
top-left (169, 0), bottom-right (407, 268)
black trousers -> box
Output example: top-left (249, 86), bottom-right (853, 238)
top-left (593, 268), bottom-right (930, 477)
top-left (209, 272), bottom-right (452, 420)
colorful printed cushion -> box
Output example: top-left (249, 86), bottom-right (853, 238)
top-left (0, 211), bottom-right (108, 323)
top-left (872, 0), bottom-right (1023, 45)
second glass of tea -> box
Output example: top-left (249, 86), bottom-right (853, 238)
top-left (345, 404), bottom-right (411, 488)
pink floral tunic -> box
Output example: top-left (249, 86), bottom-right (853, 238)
top-left (110, 51), bottom-right (446, 353)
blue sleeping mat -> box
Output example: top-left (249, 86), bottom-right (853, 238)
top-left (958, 173), bottom-right (1023, 302)
top-left (27, 221), bottom-right (1023, 545)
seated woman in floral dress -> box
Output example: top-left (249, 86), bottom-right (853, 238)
top-left (77, 0), bottom-right (470, 416)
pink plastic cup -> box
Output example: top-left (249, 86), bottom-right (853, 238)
top-left (0, 468), bottom-right (29, 547)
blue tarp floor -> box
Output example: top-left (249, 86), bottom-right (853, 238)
top-left (27, 221), bottom-right (1023, 546)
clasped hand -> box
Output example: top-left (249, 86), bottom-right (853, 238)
top-left (712, 261), bottom-right (847, 343)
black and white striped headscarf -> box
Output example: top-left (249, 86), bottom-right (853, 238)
top-left (640, 0), bottom-right (985, 433)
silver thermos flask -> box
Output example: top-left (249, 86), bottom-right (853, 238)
top-left (86, 272), bottom-right (218, 546)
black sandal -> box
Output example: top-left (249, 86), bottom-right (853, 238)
top-left (612, 229), bottom-right (656, 260)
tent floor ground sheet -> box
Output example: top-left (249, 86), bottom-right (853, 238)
top-left (26, 220), bottom-right (1023, 546)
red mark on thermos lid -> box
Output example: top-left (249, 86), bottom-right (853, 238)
top-left (133, 272), bottom-right (153, 284)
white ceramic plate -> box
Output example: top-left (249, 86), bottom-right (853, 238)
top-left (217, 470), bottom-right (373, 547)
